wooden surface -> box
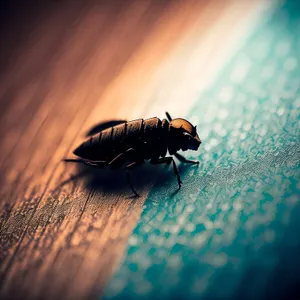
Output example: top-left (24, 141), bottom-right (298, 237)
top-left (0, 1), bottom-right (265, 299)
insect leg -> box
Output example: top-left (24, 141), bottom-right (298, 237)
top-left (84, 160), bottom-right (107, 168)
top-left (150, 157), bottom-right (182, 189)
top-left (107, 148), bottom-right (143, 196)
top-left (108, 153), bottom-right (126, 169)
top-left (108, 148), bottom-right (136, 169)
top-left (64, 158), bottom-right (84, 163)
top-left (174, 153), bottom-right (199, 164)
top-left (126, 160), bottom-right (144, 197)
top-left (64, 158), bottom-right (107, 168)
top-left (64, 158), bottom-right (107, 166)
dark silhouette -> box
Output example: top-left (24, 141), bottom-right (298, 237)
top-left (64, 112), bottom-right (201, 196)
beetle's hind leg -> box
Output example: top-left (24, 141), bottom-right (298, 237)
top-left (150, 157), bottom-right (182, 189)
top-left (107, 148), bottom-right (144, 197)
top-left (125, 161), bottom-right (144, 197)
top-left (64, 158), bottom-right (108, 168)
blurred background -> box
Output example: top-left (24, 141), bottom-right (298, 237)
top-left (0, 0), bottom-right (299, 299)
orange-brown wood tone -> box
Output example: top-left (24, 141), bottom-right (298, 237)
top-left (0, 1), bottom-right (265, 299)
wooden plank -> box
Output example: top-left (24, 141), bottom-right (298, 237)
top-left (0, 1), bottom-right (266, 299)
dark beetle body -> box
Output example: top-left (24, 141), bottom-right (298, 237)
top-left (66, 112), bottom-right (202, 196)
top-left (74, 117), bottom-right (168, 162)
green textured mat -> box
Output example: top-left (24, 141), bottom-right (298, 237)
top-left (104, 1), bottom-right (300, 299)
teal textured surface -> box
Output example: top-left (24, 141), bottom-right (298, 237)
top-left (104, 1), bottom-right (300, 299)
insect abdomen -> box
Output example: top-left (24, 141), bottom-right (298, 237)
top-left (73, 117), bottom-right (167, 160)
top-left (73, 130), bottom-right (105, 160)
top-left (73, 119), bottom-right (144, 160)
top-left (142, 117), bottom-right (166, 159)
top-left (126, 118), bottom-right (144, 137)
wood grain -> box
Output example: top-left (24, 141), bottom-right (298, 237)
top-left (0, 1), bottom-right (266, 299)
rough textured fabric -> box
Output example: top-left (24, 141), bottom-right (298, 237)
top-left (104, 1), bottom-right (300, 299)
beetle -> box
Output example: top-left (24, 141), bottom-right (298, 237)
top-left (64, 112), bottom-right (201, 196)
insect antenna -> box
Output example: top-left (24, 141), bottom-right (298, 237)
top-left (165, 112), bottom-right (172, 121)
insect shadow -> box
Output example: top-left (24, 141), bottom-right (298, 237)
top-left (63, 112), bottom-right (202, 197)
top-left (57, 161), bottom-right (179, 198)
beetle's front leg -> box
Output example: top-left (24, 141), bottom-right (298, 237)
top-left (150, 157), bottom-right (182, 189)
top-left (174, 153), bottom-right (199, 164)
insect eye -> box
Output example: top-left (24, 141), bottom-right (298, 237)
top-left (183, 132), bottom-right (192, 139)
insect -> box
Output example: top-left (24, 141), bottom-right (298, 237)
top-left (64, 112), bottom-right (201, 196)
